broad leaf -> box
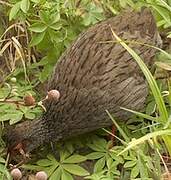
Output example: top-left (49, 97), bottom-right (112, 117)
top-left (50, 167), bottom-right (62, 180)
top-left (131, 165), bottom-right (139, 179)
top-left (29, 31), bottom-right (46, 46)
top-left (37, 159), bottom-right (56, 167)
top-left (9, 2), bottom-right (21, 21)
top-left (63, 164), bottom-right (89, 176)
top-left (61, 170), bottom-right (73, 180)
top-left (29, 23), bottom-right (47, 32)
top-left (63, 155), bottom-right (87, 164)
top-left (124, 160), bottom-right (137, 168)
top-left (20, 0), bottom-right (30, 13)
top-left (86, 152), bottom-right (105, 160)
top-left (94, 157), bottom-right (106, 173)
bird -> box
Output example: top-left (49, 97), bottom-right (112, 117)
top-left (5, 8), bottom-right (162, 156)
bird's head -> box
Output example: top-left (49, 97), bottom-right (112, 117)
top-left (3, 119), bottom-right (44, 159)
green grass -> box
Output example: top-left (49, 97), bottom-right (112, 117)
top-left (110, 28), bottom-right (171, 156)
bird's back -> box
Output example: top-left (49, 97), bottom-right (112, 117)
top-left (45, 8), bottom-right (161, 138)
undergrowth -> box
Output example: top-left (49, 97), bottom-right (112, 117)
top-left (0, 0), bottom-right (171, 179)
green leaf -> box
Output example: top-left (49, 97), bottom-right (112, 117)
top-left (63, 155), bottom-right (87, 163)
top-left (0, 112), bottom-right (23, 124)
top-left (124, 161), bottom-right (137, 168)
top-left (47, 154), bottom-right (57, 162)
top-left (22, 164), bottom-right (42, 171)
top-left (50, 13), bottom-right (60, 24)
top-left (39, 11), bottom-right (50, 24)
top-left (30, 0), bottom-right (40, 3)
top-left (82, 15), bottom-right (92, 26)
top-left (29, 31), bottom-right (45, 46)
top-left (87, 138), bottom-right (107, 152)
top-left (50, 167), bottom-right (62, 180)
top-left (0, 114), bottom-right (11, 122)
top-left (50, 22), bottom-right (62, 30)
top-left (109, 152), bottom-right (123, 163)
top-left (158, 0), bottom-right (171, 12)
top-left (157, 19), bottom-right (166, 27)
top-left (151, 5), bottom-right (170, 24)
top-left (0, 158), bottom-right (5, 163)
top-left (10, 112), bottom-right (23, 124)
top-left (65, 142), bottom-right (74, 154)
top-left (48, 29), bottom-right (66, 43)
top-left (31, 56), bottom-right (48, 67)
top-left (131, 165), bottom-right (139, 179)
top-left (24, 111), bottom-right (35, 119)
top-left (119, 0), bottom-right (134, 8)
top-left (62, 164), bottom-right (89, 176)
top-left (0, 164), bottom-right (12, 180)
top-left (9, 2), bottom-right (21, 21)
top-left (46, 164), bottom-right (59, 177)
top-left (39, 64), bottom-right (53, 82)
top-left (29, 22), bottom-right (47, 32)
top-left (118, 130), bottom-right (171, 156)
top-left (0, 103), bottom-right (15, 111)
top-left (86, 152), bottom-right (105, 160)
top-left (37, 159), bottom-right (56, 167)
top-left (19, 106), bottom-right (28, 114)
top-left (138, 154), bottom-right (148, 179)
top-left (85, 170), bottom-right (107, 179)
top-left (82, 2), bottom-right (104, 26)
top-left (61, 170), bottom-right (73, 180)
top-left (119, 0), bottom-right (127, 8)
top-left (20, 0), bottom-right (30, 13)
top-left (95, 138), bottom-right (107, 149)
top-left (123, 155), bottom-right (136, 161)
top-left (106, 157), bottom-right (114, 169)
top-left (60, 150), bottom-right (70, 162)
top-left (94, 157), bottom-right (106, 173)
top-left (146, 101), bottom-right (156, 115)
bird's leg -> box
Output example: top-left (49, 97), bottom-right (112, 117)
top-left (108, 125), bottom-right (116, 149)
top-left (111, 125), bottom-right (116, 144)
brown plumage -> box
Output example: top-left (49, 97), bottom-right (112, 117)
top-left (6, 8), bottom-right (162, 154)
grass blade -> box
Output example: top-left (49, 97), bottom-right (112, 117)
top-left (110, 28), bottom-right (168, 123)
top-left (106, 110), bottom-right (130, 142)
top-left (118, 129), bottom-right (171, 156)
top-left (110, 28), bottom-right (171, 156)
